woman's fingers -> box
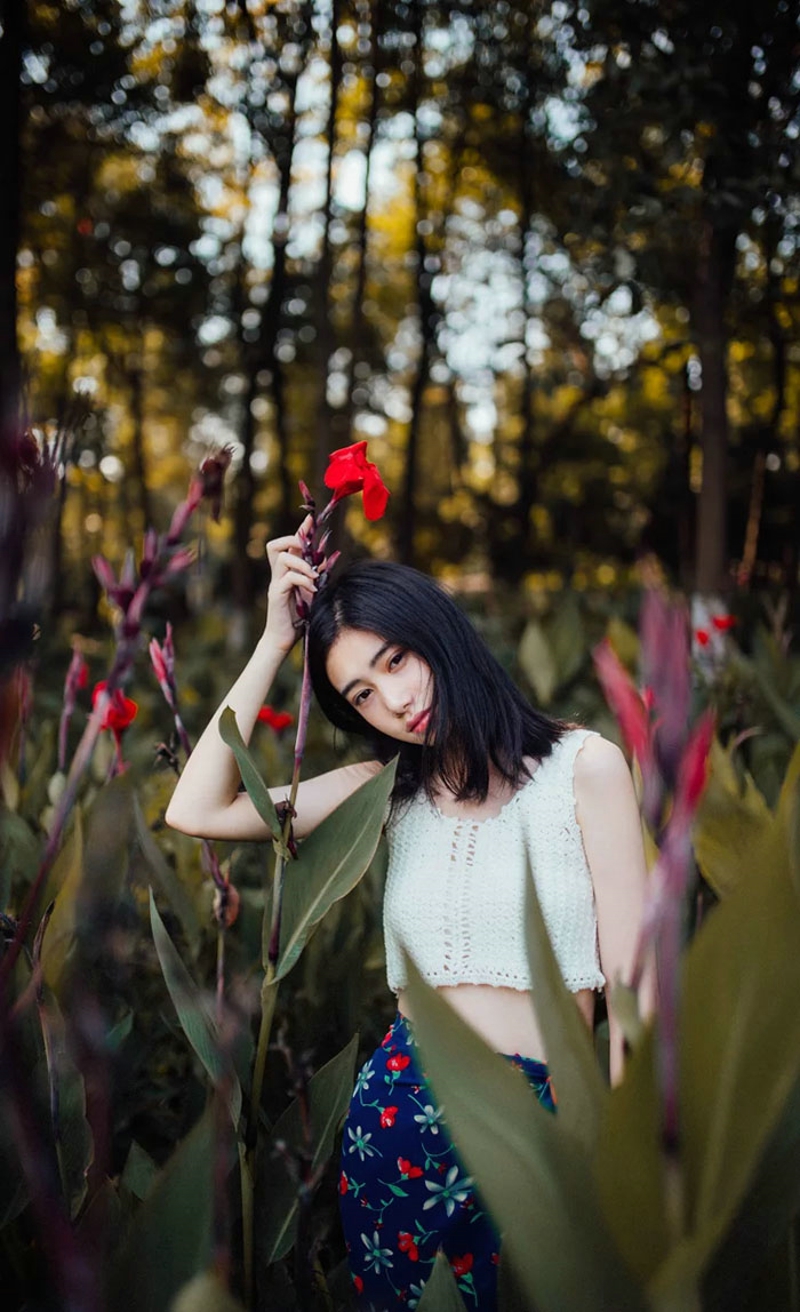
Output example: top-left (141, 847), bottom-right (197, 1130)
top-left (266, 514), bottom-right (315, 564)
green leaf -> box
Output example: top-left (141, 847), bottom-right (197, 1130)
top-left (258, 1032), bottom-right (359, 1265)
top-left (546, 593), bottom-right (586, 690)
top-left (218, 707), bottom-right (281, 837)
top-left (121, 1140), bottom-right (159, 1201)
top-left (36, 995), bottom-right (94, 1218)
top-left (132, 794), bottom-right (201, 950)
top-left (275, 759), bottom-right (397, 980)
top-left (169, 1272), bottom-right (246, 1312)
top-left (694, 739), bottom-right (773, 898)
top-left (403, 959), bottom-right (647, 1312)
top-left (387, 1182), bottom-right (408, 1197)
top-left (650, 816), bottom-right (800, 1298)
top-left (592, 1027), bottom-right (669, 1285)
top-left (149, 891), bottom-right (241, 1127)
top-left (702, 1071), bottom-right (800, 1311)
top-left (108, 1106), bottom-right (216, 1312)
top-left (518, 620), bottom-right (558, 706)
top-left (0, 807), bottom-right (40, 907)
top-left (523, 862), bottom-right (608, 1153)
top-left (416, 1251), bottom-right (469, 1311)
top-left (40, 811), bottom-right (84, 992)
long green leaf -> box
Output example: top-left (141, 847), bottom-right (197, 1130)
top-left (649, 814), bottom-right (800, 1299)
top-left (218, 708), bottom-right (281, 837)
top-left (592, 1026), bottom-right (669, 1286)
top-left (416, 1251), bottom-right (469, 1311)
top-left (40, 810), bottom-right (84, 992)
top-left (403, 959), bottom-right (647, 1312)
top-left (523, 861), bottom-right (607, 1152)
top-left (694, 739), bottom-right (773, 898)
top-left (702, 1071), bottom-right (800, 1311)
top-left (108, 1105), bottom-right (216, 1312)
top-left (132, 794), bottom-right (201, 950)
top-left (149, 891), bottom-right (241, 1127)
top-left (258, 1032), bottom-right (359, 1265)
top-left (36, 996), bottom-right (93, 1218)
top-left (275, 759), bottom-right (396, 979)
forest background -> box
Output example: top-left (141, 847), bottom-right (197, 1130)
top-left (1, 1), bottom-right (800, 1310)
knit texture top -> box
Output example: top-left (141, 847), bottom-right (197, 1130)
top-left (383, 728), bottom-right (606, 994)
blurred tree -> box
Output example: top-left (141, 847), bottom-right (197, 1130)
top-left (0, 0), bottom-right (25, 452)
top-left (563, 0), bottom-right (800, 596)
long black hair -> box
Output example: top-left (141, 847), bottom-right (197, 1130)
top-left (307, 559), bottom-right (564, 804)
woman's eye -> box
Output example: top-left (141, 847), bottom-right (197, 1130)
top-left (353, 689), bottom-right (370, 707)
top-left (388, 650), bottom-right (405, 669)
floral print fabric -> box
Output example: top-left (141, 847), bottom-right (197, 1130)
top-left (339, 1013), bottom-right (556, 1310)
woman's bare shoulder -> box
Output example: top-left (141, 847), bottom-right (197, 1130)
top-left (573, 732), bottom-right (630, 787)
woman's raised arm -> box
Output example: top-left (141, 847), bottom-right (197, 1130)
top-left (165, 519), bottom-right (377, 842)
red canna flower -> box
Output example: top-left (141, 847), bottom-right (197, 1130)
top-left (674, 708), bottom-right (715, 818)
top-left (92, 681), bottom-right (138, 733)
top-left (386, 1053), bottom-right (411, 1072)
top-left (592, 639), bottom-right (651, 761)
top-left (323, 441), bottom-right (390, 521)
top-left (257, 705), bottom-right (294, 732)
top-left (694, 628), bottom-right (710, 647)
top-left (711, 613), bottom-right (736, 632)
top-left (380, 1105), bottom-right (398, 1128)
top-left (451, 1254), bottom-right (474, 1277)
top-left (398, 1232), bottom-right (419, 1261)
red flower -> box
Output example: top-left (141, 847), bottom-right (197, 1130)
top-left (397, 1158), bottom-right (423, 1179)
top-left (451, 1254), bottom-right (474, 1278)
top-left (674, 708), bottom-right (715, 816)
top-left (592, 639), bottom-right (651, 761)
top-left (339, 1171), bottom-right (348, 1196)
top-left (92, 681), bottom-right (138, 733)
top-left (386, 1053), bottom-right (411, 1072)
top-left (711, 613), bottom-right (737, 632)
top-left (353, 1275), bottom-right (364, 1294)
top-left (398, 1232), bottom-right (419, 1261)
top-left (380, 1105), bottom-right (398, 1128)
top-left (324, 441), bottom-right (390, 521)
top-left (694, 628), bottom-right (710, 647)
top-left (257, 705), bottom-right (294, 732)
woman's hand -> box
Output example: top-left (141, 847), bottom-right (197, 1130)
top-left (263, 515), bottom-right (319, 654)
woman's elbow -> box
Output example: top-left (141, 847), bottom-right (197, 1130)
top-left (164, 794), bottom-right (192, 835)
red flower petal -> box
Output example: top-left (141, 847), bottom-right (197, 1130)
top-left (92, 681), bottom-right (138, 733)
top-left (257, 705), bottom-right (294, 731)
top-left (694, 629), bottom-right (710, 647)
top-left (362, 462), bottom-right (390, 521)
top-left (451, 1254), bottom-right (474, 1277)
top-left (592, 640), bottom-right (651, 760)
top-left (711, 614), bottom-right (737, 632)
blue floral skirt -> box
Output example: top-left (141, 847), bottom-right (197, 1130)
top-left (338, 1012), bottom-right (556, 1311)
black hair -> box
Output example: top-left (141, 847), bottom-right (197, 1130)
top-left (307, 559), bottom-right (564, 805)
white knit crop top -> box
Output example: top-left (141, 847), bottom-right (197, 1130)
top-left (383, 728), bottom-right (606, 994)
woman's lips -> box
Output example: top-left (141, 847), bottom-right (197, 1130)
top-left (406, 708), bottom-right (431, 734)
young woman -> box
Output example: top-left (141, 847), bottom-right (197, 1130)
top-left (166, 521), bottom-right (648, 1311)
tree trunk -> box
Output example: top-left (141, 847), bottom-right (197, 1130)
top-left (313, 0), bottom-right (341, 487)
top-left (692, 222), bottom-right (730, 597)
top-left (0, 0), bottom-right (24, 453)
top-left (342, 0), bottom-right (381, 446)
top-left (396, 4), bottom-right (429, 568)
top-left (129, 353), bottom-right (153, 531)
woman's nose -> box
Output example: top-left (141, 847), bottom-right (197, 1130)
top-left (384, 682), bottom-right (412, 715)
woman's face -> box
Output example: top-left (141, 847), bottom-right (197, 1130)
top-left (325, 628), bottom-right (434, 744)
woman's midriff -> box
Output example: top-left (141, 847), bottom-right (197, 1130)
top-left (396, 983), bottom-right (595, 1060)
